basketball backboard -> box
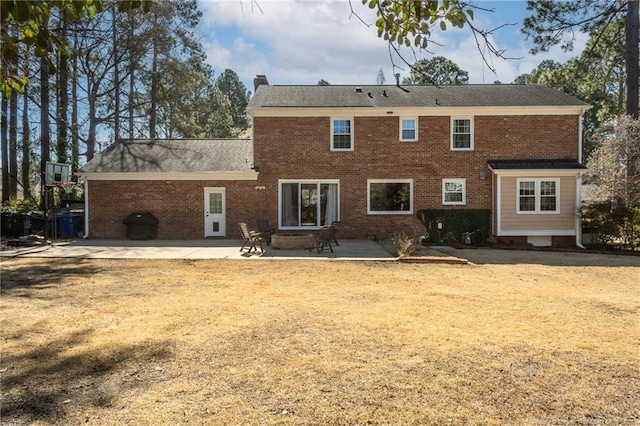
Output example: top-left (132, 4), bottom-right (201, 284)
top-left (45, 162), bottom-right (71, 187)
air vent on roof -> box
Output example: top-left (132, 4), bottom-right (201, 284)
top-left (355, 87), bottom-right (363, 93)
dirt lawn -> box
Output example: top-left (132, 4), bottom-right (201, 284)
top-left (1, 249), bottom-right (639, 425)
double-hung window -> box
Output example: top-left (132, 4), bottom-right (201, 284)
top-left (367, 179), bottom-right (413, 214)
top-left (451, 117), bottom-right (473, 150)
top-left (442, 179), bottom-right (466, 205)
top-left (331, 118), bottom-right (353, 151)
top-left (279, 180), bottom-right (340, 228)
top-left (517, 178), bottom-right (559, 214)
top-left (400, 118), bottom-right (418, 141)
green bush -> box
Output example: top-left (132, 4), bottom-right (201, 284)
top-left (416, 209), bottom-right (491, 245)
top-left (2, 197), bottom-right (39, 213)
top-left (1, 209), bottom-right (28, 238)
top-left (1, 198), bottom-right (40, 238)
top-left (581, 202), bottom-right (640, 251)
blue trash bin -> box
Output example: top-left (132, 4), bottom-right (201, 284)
top-left (57, 214), bottom-right (75, 238)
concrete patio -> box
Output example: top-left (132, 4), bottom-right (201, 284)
top-left (0, 238), bottom-right (401, 260)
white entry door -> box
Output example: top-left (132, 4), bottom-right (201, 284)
top-left (204, 187), bottom-right (226, 237)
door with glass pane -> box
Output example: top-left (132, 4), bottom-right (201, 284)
top-left (280, 181), bottom-right (339, 229)
top-left (204, 187), bottom-right (225, 237)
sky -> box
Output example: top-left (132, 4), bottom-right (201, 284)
top-left (197, 0), bottom-right (588, 92)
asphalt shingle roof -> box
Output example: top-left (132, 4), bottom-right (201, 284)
top-left (248, 84), bottom-right (590, 109)
top-left (80, 139), bottom-right (254, 174)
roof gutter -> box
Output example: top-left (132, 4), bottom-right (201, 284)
top-left (250, 105), bottom-right (589, 118)
top-left (488, 168), bottom-right (585, 177)
top-left (77, 171), bottom-right (259, 181)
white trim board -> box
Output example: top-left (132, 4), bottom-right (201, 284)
top-left (497, 230), bottom-right (576, 236)
top-left (249, 106), bottom-right (588, 118)
top-left (78, 172), bottom-right (259, 181)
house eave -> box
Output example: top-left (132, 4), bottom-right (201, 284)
top-left (489, 168), bottom-right (585, 177)
top-left (496, 230), bottom-right (577, 237)
top-left (247, 105), bottom-right (590, 118)
top-left (77, 171), bottom-right (259, 181)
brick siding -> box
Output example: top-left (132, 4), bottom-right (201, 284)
top-left (253, 114), bottom-right (579, 239)
top-left (87, 114), bottom-right (580, 241)
top-left (88, 180), bottom-right (261, 239)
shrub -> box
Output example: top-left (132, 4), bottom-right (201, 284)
top-left (621, 208), bottom-right (640, 251)
top-left (391, 232), bottom-right (417, 257)
top-left (416, 209), bottom-right (490, 245)
top-left (1, 198), bottom-right (40, 238)
top-left (582, 202), bottom-right (640, 250)
top-left (3, 197), bottom-right (39, 213)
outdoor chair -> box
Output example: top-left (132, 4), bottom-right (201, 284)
top-left (239, 222), bottom-right (264, 254)
top-left (310, 225), bottom-right (337, 253)
top-left (329, 220), bottom-right (340, 246)
top-left (256, 219), bottom-right (274, 245)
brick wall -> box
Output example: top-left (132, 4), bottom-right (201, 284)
top-left (87, 114), bottom-right (580, 241)
top-left (253, 114), bottom-right (580, 239)
top-left (87, 180), bottom-right (262, 239)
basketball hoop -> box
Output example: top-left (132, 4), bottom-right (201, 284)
top-left (45, 162), bottom-right (71, 187)
top-left (42, 163), bottom-right (74, 244)
top-left (54, 182), bottom-right (76, 189)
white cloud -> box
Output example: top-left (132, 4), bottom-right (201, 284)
top-left (199, 0), bottom-right (398, 88)
top-left (197, 0), bottom-right (589, 89)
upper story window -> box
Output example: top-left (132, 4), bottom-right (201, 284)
top-left (367, 179), bottom-right (413, 214)
top-left (517, 178), bottom-right (559, 214)
top-left (442, 178), bottom-right (466, 205)
top-left (451, 117), bottom-right (474, 150)
top-left (400, 117), bottom-right (418, 141)
top-left (331, 118), bottom-right (353, 151)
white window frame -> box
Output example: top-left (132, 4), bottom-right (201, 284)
top-left (367, 179), bottom-right (413, 215)
top-left (278, 179), bottom-right (340, 230)
top-left (331, 118), bottom-right (354, 151)
top-left (451, 116), bottom-right (474, 151)
top-left (399, 117), bottom-right (418, 142)
top-left (516, 178), bottom-right (560, 214)
top-left (442, 178), bottom-right (466, 205)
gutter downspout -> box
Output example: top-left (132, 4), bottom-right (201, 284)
top-left (82, 177), bottom-right (89, 238)
top-left (487, 164), bottom-right (497, 238)
top-left (576, 172), bottom-right (585, 249)
top-left (578, 110), bottom-right (585, 164)
top-left (576, 108), bottom-right (587, 248)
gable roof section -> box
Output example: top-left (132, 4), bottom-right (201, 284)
top-left (78, 139), bottom-right (256, 180)
top-left (248, 84), bottom-right (590, 110)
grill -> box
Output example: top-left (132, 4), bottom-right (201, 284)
top-left (122, 212), bottom-right (159, 240)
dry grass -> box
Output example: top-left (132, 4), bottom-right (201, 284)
top-left (1, 252), bottom-right (639, 425)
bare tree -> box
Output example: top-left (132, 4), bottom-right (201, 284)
top-left (1, 94), bottom-right (8, 203)
top-left (56, 8), bottom-right (70, 163)
top-left (586, 115), bottom-right (640, 208)
top-left (40, 43), bottom-right (51, 209)
top-left (22, 49), bottom-right (32, 197)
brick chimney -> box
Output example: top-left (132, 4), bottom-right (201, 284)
top-left (253, 75), bottom-right (269, 92)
